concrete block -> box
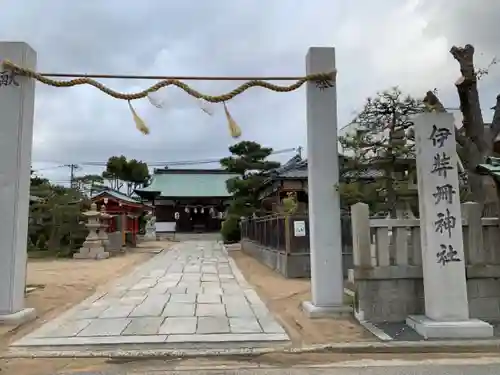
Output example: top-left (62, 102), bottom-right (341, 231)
top-left (407, 315), bottom-right (494, 339)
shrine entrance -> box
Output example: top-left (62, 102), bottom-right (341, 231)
top-left (0, 41), bottom-right (344, 322)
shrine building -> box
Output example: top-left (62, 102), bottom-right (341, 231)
top-left (135, 168), bottom-right (237, 233)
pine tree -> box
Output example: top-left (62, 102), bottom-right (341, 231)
top-left (339, 87), bottom-right (424, 217)
top-left (220, 141), bottom-right (280, 218)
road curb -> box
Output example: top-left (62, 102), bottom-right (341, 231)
top-left (4, 339), bottom-right (500, 359)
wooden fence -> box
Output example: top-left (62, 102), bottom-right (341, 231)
top-left (240, 214), bottom-right (353, 278)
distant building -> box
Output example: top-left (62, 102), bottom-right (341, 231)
top-left (135, 168), bottom-right (237, 233)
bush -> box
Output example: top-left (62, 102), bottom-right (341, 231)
top-left (220, 216), bottom-right (241, 244)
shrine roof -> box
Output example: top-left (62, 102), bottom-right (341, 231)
top-left (136, 169), bottom-right (237, 198)
top-left (477, 157), bottom-right (500, 179)
top-left (92, 189), bottom-right (146, 206)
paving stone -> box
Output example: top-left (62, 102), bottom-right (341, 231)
top-left (119, 294), bottom-right (147, 305)
top-left (225, 302), bottom-right (256, 318)
top-left (160, 273), bottom-right (183, 281)
top-left (130, 297), bottom-right (168, 317)
top-left (99, 304), bottom-right (136, 319)
top-left (201, 266), bottom-right (217, 274)
top-left (122, 290), bottom-right (148, 298)
top-left (147, 270), bottom-right (166, 278)
top-left (196, 317), bottom-right (230, 334)
top-left (201, 274), bottom-right (219, 282)
top-left (202, 286), bottom-right (223, 295)
top-left (78, 318), bottom-right (131, 337)
top-left (166, 286), bottom-right (187, 294)
top-left (166, 333), bottom-right (288, 343)
top-left (177, 281), bottom-right (201, 289)
top-left (201, 281), bottom-right (220, 289)
top-left (223, 295), bottom-right (248, 305)
top-left (12, 240), bottom-right (291, 348)
top-left (122, 317), bottom-right (164, 335)
top-left (258, 318), bottom-right (286, 334)
top-left (184, 266), bottom-right (201, 273)
top-left (169, 293), bottom-right (197, 303)
top-left (130, 278), bottom-right (158, 290)
top-left (159, 317), bottom-right (197, 334)
top-left (35, 319), bottom-right (93, 338)
top-left (196, 303), bottom-right (226, 317)
top-left (222, 283), bottom-right (243, 294)
top-left (73, 305), bottom-right (108, 320)
top-left (162, 302), bottom-right (196, 317)
top-left (197, 293), bottom-right (222, 304)
top-left (229, 317), bottom-right (263, 333)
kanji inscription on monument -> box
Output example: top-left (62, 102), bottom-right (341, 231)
top-left (414, 112), bottom-right (468, 321)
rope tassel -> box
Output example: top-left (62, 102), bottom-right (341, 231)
top-left (128, 101), bottom-right (150, 135)
top-left (223, 102), bottom-right (241, 139)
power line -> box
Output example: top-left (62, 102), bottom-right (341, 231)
top-left (32, 147), bottom-right (300, 168)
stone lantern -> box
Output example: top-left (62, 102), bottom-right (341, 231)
top-left (98, 205), bottom-right (112, 249)
top-left (73, 203), bottom-right (110, 259)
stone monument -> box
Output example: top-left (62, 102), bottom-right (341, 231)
top-left (74, 203), bottom-right (110, 260)
top-left (144, 213), bottom-right (157, 241)
top-left (406, 112), bottom-right (493, 338)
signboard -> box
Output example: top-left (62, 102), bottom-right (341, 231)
top-left (293, 220), bottom-right (306, 237)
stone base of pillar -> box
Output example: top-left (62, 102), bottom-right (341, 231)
top-left (0, 307), bottom-right (36, 325)
top-left (406, 315), bottom-right (494, 339)
top-left (302, 301), bottom-right (352, 319)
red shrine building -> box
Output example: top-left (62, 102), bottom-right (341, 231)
top-left (135, 168), bottom-right (236, 233)
top-left (91, 188), bottom-right (152, 241)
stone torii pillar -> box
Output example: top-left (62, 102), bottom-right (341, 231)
top-left (0, 42), bottom-right (37, 324)
top-left (302, 47), bottom-right (349, 318)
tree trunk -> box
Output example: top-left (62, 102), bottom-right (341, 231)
top-left (426, 45), bottom-right (500, 216)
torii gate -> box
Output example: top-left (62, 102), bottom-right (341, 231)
top-left (0, 42), bottom-right (347, 323)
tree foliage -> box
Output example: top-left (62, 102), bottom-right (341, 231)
top-left (102, 155), bottom-right (150, 196)
top-left (220, 141), bottom-right (280, 218)
top-left (74, 174), bottom-right (105, 197)
top-left (339, 88), bottom-right (424, 217)
top-left (29, 170), bottom-right (89, 256)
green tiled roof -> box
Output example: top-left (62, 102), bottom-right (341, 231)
top-left (137, 171), bottom-right (236, 198)
top-left (94, 189), bottom-right (144, 205)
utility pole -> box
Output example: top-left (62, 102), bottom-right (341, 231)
top-left (65, 164), bottom-right (79, 189)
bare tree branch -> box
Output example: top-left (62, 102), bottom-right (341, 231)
top-left (490, 94), bottom-right (500, 142)
top-left (450, 44), bottom-right (489, 154)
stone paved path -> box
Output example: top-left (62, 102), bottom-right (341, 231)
top-left (11, 240), bottom-right (289, 350)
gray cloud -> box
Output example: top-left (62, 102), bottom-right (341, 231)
top-left (1, 0), bottom-right (497, 183)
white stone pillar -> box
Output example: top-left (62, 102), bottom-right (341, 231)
top-left (406, 112), bottom-right (492, 338)
top-left (302, 47), bottom-right (349, 318)
top-left (0, 42), bottom-right (37, 324)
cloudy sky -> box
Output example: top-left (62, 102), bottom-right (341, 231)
top-left (1, 0), bottom-right (499, 185)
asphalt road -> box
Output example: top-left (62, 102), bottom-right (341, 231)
top-left (54, 357), bottom-right (500, 375)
